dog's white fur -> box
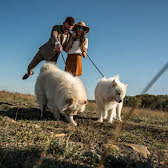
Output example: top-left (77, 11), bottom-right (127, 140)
top-left (95, 75), bottom-right (128, 123)
top-left (35, 62), bottom-right (87, 126)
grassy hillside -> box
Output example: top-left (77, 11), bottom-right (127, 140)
top-left (0, 91), bottom-right (168, 168)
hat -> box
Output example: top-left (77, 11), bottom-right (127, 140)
top-left (73, 21), bottom-right (89, 33)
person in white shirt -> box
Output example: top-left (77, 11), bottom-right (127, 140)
top-left (64, 21), bottom-right (89, 77)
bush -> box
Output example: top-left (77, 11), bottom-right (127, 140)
top-left (124, 94), bottom-right (168, 112)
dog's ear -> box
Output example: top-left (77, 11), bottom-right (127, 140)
top-left (112, 79), bottom-right (117, 87)
top-left (66, 98), bottom-right (73, 105)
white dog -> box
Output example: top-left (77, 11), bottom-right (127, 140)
top-left (35, 62), bottom-right (87, 126)
top-left (95, 75), bottom-right (128, 123)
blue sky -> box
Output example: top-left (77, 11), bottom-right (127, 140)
top-left (0, 0), bottom-right (167, 99)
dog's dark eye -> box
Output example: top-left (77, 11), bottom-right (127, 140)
top-left (117, 92), bottom-right (120, 96)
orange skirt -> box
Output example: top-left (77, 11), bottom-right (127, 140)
top-left (65, 54), bottom-right (82, 76)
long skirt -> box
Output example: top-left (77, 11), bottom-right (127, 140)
top-left (65, 54), bottom-right (82, 76)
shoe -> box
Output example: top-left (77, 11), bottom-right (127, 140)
top-left (22, 72), bottom-right (34, 80)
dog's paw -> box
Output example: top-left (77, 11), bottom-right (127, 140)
top-left (71, 121), bottom-right (77, 126)
top-left (103, 116), bottom-right (108, 120)
top-left (98, 119), bottom-right (103, 123)
top-left (108, 120), bottom-right (113, 124)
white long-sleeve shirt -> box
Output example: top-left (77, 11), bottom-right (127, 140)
top-left (67, 38), bottom-right (88, 54)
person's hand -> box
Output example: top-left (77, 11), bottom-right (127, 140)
top-left (82, 53), bottom-right (86, 58)
top-left (55, 44), bottom-right (63, 53)
top-left (82, 47), bottom-right (87, 58)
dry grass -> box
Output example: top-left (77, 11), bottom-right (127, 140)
top-left (124, 106), bottom-right (168, 119)
top-left (0, 91), bottom-right (168, 168)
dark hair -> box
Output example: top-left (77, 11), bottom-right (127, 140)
top-left (71, 29), bottom-right (87, 50)
top-left (64, 16), bottom-right (75, 26)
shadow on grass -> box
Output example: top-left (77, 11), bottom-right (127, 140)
top-left (74, 114), bottom-right (97, 121)
top-left (0, 107), bottom-right (98, 123)
top-left (0, 147), bottom-right (89, 168)
top-left (0, 102), bottom-right (13, 106)
top-left (104, 155), bottom-right (154, 168)
top-left (0, 107), bottom-right (54, 121)
top-left (0, 107), bottom-right (70, 124)
top-left (0, 147), bottom-right (155, 168)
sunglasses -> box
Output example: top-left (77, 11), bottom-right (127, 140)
top-left (77, 27), bottom-right (85, 31)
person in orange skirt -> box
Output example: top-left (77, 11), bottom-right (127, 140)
top-left (64, 21), bottom-right (89, 77)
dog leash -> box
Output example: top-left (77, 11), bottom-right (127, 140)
top-left (61, 50), bottom-right (105, 78)
top-left (60, 52), bottom-right (69, 71)
top-left (58, 36), bottom-right (104, 77)
top-left (86, 52), bottom-right (104, 78)
top-left (82, 50), bottom-right (104, 78)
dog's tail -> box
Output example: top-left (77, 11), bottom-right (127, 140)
top-left (40, 62), bottom-right (57, 73)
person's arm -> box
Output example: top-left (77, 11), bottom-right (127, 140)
top-left (64, 31), bottom-right (76, 52)
top-left (82, 48), bottom-right (87, 58)
top-left (51, 25), bottom-right (60, 45)
top-left (51, 25), bottom-right (63, 52)
top-left (81, 38), bottom-right (88, 58)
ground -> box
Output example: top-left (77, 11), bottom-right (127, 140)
top-left (0, 91), bottom-right (168, 168)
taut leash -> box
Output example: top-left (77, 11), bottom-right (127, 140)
top-left (81, 49), bottom-right (104, 78)
top-left (60, 52), bottom-right (68, 71)
top-left (85, 52), bottom-right (104, 78)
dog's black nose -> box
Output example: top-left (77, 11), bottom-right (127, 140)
top-left (119, 100), bottom-right (122, 103)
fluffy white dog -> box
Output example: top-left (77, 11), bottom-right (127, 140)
top-left (35, 62), bottom-right (87, 126)
top-left (95, 75), bottom-right (128, 123)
